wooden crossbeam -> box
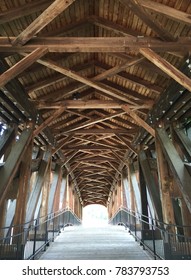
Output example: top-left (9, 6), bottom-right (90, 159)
top-left (115, 134), bottom-right (138, 154)
top-left (140, 48), bottom-right (191, 93)
top-left (0, 48), bottom-right (48, 88)
top-left (0, 37), bottom-right (190, 52)
top-left (35, 100), bottom-right (125, 109)
top-left (64, 129), bottom-right (135, 134)
top-left (121, 105), bottom-right (155, 137)
top-left (31, 58), bottom-right (139, 105)
top-left (54, 110), bottom-right (127, 134)
top-left (12, 0), bottom-right (76, 46)
top-left (33, 108), bottom-right (65, 137)
top-left (52, 134), bottom-right (74, 155)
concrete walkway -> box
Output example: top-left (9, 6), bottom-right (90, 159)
top-left (40, 225), bottom-right (152, 260)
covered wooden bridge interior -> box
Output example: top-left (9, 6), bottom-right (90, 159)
top-left (0, 0), bottom-right (191, 260)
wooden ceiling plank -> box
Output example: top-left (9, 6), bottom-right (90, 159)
top-left (140, 48), bottom-right (191, 93)
top-left (121, 104), bottom-right (155, 137)
top-left (33, 107), bottom-right (65, 137)
top-left (0, 0), bottom-right (53, 24)
top-left (0, 48), bottom-right (48, 88)
top-left (12, 0), bottom-right (76, 46)
top-left (138, 0), bottom-right (191, 25)
top-left (119, 0), bottom-right (175, 41)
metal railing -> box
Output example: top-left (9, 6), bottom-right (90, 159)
top-left (109, 207), bottom-right (191, 260)
top-left (0, 207), bottom-right (81, 260)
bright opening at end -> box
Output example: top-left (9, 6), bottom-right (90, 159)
top-left (82, 204), bottom-right (108, 227)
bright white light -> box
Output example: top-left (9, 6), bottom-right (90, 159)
top-left (82, 204), bottom-right (108, 227)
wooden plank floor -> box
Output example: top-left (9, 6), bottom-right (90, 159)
top-left (40, 225), bottom-right (152, 260)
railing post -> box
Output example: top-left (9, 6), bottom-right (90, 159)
top-left (44, 217), bottom-right (48, 250)
top-left (151, 218), bottom-right (156, 260)
top-left (32, 220), bottom-right (37, 260)
top-left (135, 214), bottom-right (137, 241)
top-left (52, 214), bottom-right (55, 242)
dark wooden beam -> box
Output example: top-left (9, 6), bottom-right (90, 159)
top-left (122, 104), bottom-right (155, 137)
top-left (0, 48), bottom-right (48, 88)
top-left (0, 127), bottom-right (15, 158)
top-left (0, 128), bottom-right (33, 207)
top-left (139, 150), bottom-right (163, 222)
top-left (25, 149), bottom-right (51, 223)
top-left (173, 128), bottom-right (191, 161)
top-left (140, 48), bottom-right (191, 93)
top-left (156, 128), bottom-right (191, 213)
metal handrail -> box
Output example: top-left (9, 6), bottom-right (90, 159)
top-left (0, 207), bottom-right (81, 260)
top-left (109, 206), bottom-right (191, 260)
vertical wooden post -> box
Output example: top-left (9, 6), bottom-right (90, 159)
top-left (13, 140), bottom-right (33, 240)
top-left (155, 137), bottom-right (176, 226)
top-left (39, 157), bottom-right (52, 223)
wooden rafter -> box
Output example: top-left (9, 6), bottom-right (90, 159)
top-left (115, 134), bottom-right (138, 155)
top-left (121, 105), bottom-right (155, 137)
top-left (140, 48), bottom-right (191, 93)
top-left (12, 0), bottom-right (76, 46)
top-left (0, 48), bottom-right (48, 88)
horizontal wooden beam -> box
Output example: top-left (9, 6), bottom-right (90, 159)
top-left (0, 37), bottom-right (190, 52)
top-left (35, 100), bottom-right (127, 109)
top-left (64, 129), bottom-right (136, 134)
top-left (62, 145), bottom-right (126, 150)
